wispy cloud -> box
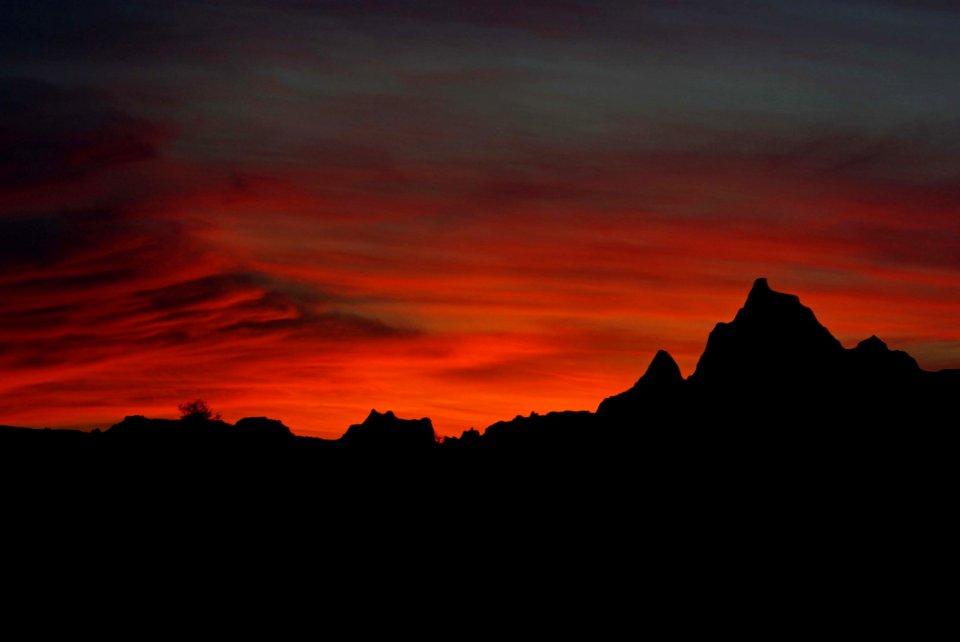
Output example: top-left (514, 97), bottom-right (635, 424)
top-left (2, 2), bottom-right (960, 435)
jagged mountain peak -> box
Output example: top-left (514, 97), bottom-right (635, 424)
top-left (850, 334), bottom-right (920, 378)
top-left (341, 409), bottom-right (436, 448)
top-left (749, 276), bottom-right (770, 295)
top-left (690, 278), bottom-right (844, 385)
top-left (639, 350), bottom-right (683, 387)
top-left (737, 277), bottom-right (811, 323)
top-left (856, 335), bottom-right (888, 352)
top-left (595, 349), bottom-right (684, 417)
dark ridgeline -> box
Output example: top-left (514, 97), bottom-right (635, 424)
top-left (689, 277), bottom-right (845, 387)
top-left (340, 409), bottom-right (436, 452)
top-left (597, 277), bottom-right (955, 427)
top-left (595, 349), bottom-right (684, 422)
top-left (5, 278), bottom-right (956, 606)
top-left (3, 278), bottom-right (957, 499)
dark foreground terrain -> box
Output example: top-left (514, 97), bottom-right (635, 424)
top-left (5, 278), bottom-right (956, 519)
top-left (5, 278), bottom-right (956, 472)
top-left (4, 279), bottom-right (955, 624)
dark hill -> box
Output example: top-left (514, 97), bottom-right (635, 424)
top-left (340, 409), bottom-right (436, 452)
top-left (689, 277), bottom-right (844, 388)
top-left (593, 278), bottom-right (956, 428)
top-left (848, 335), bottom-right (922, 383)
top-left (4, 278), bottom-right (956, 613)
top-left (4, 278), bottom-right (957, 583)
top-left (2, 277), bottom-right (957, 470)
top-left (596, 350), bottom-right (684, 422)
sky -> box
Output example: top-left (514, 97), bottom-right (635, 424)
top-left (2, 0), bottom-right (960, 437)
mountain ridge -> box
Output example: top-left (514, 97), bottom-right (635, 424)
top-left (2, 278), bottom-right (956, 450)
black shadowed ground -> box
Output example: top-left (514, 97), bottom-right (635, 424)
top-left (4, 279), bottom-right (956, 475)
top-left (3, 279), bottom-right (956, 554)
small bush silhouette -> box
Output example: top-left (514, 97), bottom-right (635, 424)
top-left (178, 399), bottom-right (221, 421)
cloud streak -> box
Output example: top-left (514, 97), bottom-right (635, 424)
top-left (1, 2), bottom-right (960, 436)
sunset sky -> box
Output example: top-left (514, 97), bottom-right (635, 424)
top-left (2, 1), bottom-right (959, 437)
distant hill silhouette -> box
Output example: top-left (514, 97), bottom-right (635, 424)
top-left (689, 277), bottom-right (845, 387)
top-left (2, 278), bottom-right (957, 470)
top-left (340, 409), bottom-right (436, 452)
top-left (596, 349), bottom-right (684, 421)
top-left (7, 274), bottom-right (958, 596)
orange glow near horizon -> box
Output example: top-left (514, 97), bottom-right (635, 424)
top-left (4, 2), bottom-right (960, 437)
top-left (3, 164), bottom-right (960, 438)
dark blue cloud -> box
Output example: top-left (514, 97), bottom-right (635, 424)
top-left (0, 78), bottom-right (167, 191)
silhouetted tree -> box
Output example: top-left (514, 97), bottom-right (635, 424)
top-left (178, 399), bottom-right (220, 422)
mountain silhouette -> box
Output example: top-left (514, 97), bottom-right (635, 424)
top-left (2, 278), bottom-right (957, 469)
top-left (340, 409), bottom-right (436, 452)
top-left (848, 335), bottom-right (922, 383)
top-left (596, 350), bottom-right (684, 422)
top-left (592, 278), bottom-right (956, 429)
top-left (5, 274), bottom-right (959, 588)
top-left (689, 277), bottom-right (844, 388)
